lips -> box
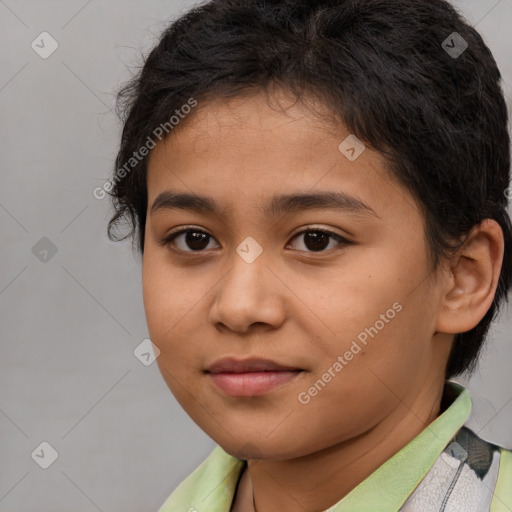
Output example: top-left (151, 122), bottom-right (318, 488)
top-left (207, 357), bottom-right (301, 374)
top-left (206, 357), bottom-right (303, 397)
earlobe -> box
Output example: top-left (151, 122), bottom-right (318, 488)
top-left (436, 219), bottom-right (504, 334)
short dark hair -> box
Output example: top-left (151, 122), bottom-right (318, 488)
top-left (108, 0), bottom-right (512, 380)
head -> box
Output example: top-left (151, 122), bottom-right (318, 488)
top-left (107, 0), bottom-right (511, 458)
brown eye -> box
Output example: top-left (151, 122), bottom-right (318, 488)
top-left (160, 226), bottom-right (351, 255)
top-left (161, 229), bottom-right (220, 252)
top-left (287, 229), bottom-right (349, 253)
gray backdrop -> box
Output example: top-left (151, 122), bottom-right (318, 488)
top-left (1, 1), bottom-right (511, 511)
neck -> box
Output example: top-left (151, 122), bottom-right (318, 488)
top-left (237, 379), bottom-right (447, 512)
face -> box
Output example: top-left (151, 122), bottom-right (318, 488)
top-left (143, 89), bottom-right (452, 461)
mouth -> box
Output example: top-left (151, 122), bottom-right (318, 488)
top-left (206, 357), bottom-right (304, 397)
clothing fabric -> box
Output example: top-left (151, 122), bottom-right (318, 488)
top-left (158, 381), bottom-right (512, 511)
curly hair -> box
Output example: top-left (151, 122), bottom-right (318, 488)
top-left (107, 0), bottom-right (512, 379)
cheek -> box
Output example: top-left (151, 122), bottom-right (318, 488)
top-left (143, 269), bottom-right (201, 407)
top-left (320, 296), bottom-right (437, 411)
top-left (312, 254), bottom-right (435, 378)
top-left (142, 251), bottom-right (214, 381)
top-left (142, 263), bottom-right (169, 342)
top-left (290, 312), bottom-right (431, 449)
top-left (142, 250), bottom-right (196, 336)
top-left (315, 272), bottom-right (401, 349)
top-left (142, 254), bottom-right (189, 371)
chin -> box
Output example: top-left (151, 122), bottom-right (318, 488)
top-left (218, 435), bottom-right (308, 461)
top-left (222, 441), bottom-right (266, 461)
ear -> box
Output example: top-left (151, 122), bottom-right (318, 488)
top-left (436, 219), bottom-right (504, 334)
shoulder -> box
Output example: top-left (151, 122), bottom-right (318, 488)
top-left (158, 445), bottom-right (245, 512)
top-left (455, 427), bottom-right (512, 511)
top-left (491, 445), bottom-right (512, 511)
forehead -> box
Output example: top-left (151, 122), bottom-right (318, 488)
top-left (145, 90), bottom-right (419, 224)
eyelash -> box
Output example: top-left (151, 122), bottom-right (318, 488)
top-left (158, 225), bottom-right (352, 255)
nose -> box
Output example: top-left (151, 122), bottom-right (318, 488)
top-left (209, 249), bottom-right (286, 334)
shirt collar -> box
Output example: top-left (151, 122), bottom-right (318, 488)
top-left (329, 380), bottom-right (472, 510)
top-left (159, 380), bottom-right (472, 512)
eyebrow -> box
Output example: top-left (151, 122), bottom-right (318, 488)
top-left (150, 190), bottom-right (378, 218)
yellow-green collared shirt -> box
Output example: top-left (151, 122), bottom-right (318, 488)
top-left (158, 381), bottom-right (512, 512)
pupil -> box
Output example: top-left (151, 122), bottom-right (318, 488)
top-left (186, 231), bottom-right (209, 250)
top-left (183, 231), bottom-right (330, 251)
top-left (305, 232), bottom-right (329, 251)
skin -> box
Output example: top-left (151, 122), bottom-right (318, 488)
top-left (142, 88), bottom-right (504, 511)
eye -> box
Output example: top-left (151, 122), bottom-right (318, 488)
top-left (160, 228), bottom-right (220, 252)
top-left (159, 226), bottom-right (351, 254)
top-left (286, 228), bottom-right (350, 253)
